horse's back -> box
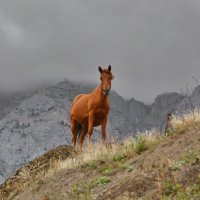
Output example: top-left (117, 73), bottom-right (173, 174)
top-left (73, 94), bottom-right (85, 105)
top-left (70, 94), bottom-right (90, 123)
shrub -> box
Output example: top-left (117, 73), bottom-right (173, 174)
top-left (100, 167), bottom-right (115, 176)
top-left (162, 181), bottom-right (182, 196)
top-left (96, 176), bottom-right (110, 186)
top-left (113, 153), bottom-right (126, 162)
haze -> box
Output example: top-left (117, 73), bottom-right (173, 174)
top-left (0, 0), bottom-right (200, 103)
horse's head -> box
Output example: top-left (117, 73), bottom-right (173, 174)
top-left (98, 65), bottom-right (114, 95)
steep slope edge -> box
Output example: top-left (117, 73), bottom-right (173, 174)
top-left (1, 110), bottom-right (200, 200)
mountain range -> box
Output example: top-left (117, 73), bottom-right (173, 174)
top-left (0, 80), bottom-right (200, 184)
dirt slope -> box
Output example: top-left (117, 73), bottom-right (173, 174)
top-left (1, 123), bottom-right (200, 200)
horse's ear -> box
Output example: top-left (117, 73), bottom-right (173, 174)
top-left (108, 65), bottom-right (111, 71)
top-left (98, 66), bottom-right (103, 73)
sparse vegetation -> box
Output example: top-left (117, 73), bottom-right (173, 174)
top-left (165, 128), bottom-right (175, 136)
top-left (162, 181), bottom-right (182, 196)
top-left (172, 108), bottom-right (200, 134)
top-left (169, 149), bottom-right (199, 171)
top-left (96, 176), bottom-right (110, 186)
top-left (161, 183), bottom-right (200, 200)
top-left (122, 162), bottom-right (134, 172)
top-left (99, 166), bottom-right (116, 176)
top-left (134, 134), bottom-right (147, 154)
top-left (71, 180), bottom-right (94, 200)
top-left (1, 109), bottom-right (200, 199)
top-left (113, 152), bottom-right (126, 162)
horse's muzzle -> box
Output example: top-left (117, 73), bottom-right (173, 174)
top-left (103, 89), bottom-right (110, 95)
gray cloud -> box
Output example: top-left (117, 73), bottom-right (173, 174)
top-left (0, 0), bottom-right (200, 103)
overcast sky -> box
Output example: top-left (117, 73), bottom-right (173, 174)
top-left (0, 0), bottom-right (200, 103)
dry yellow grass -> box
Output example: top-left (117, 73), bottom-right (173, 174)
top-left (57, 129), bottom-right (161, 174)
top-left (0, 130), bottom-right (163, 199)
top-left (55, 108), bottom-right (200, 176)
top-left (172, 108), bottom-right (200, 134)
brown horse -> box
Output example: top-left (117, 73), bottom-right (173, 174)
top-left (70, 65), bottom-right (114, 150)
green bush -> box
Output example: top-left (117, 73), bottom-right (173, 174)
top-left (96, 176), bottom-right (110, 186)
top-left (162, 181), bottom-right (182, 196)
top-left (113, 153), bottom-right (126, 162)
top-left (100, 167), bottom-right (115, 176)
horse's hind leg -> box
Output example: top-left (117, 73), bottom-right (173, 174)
top-left (88, 112), bottom-right (94, 148)
top-left (79, 125), bottom-right (88, 150)
top-left (70, 119), bottom-right (78, 147)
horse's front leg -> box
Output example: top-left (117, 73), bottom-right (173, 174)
top-left (88, 112), bottom-right (94, 148)
top-left (101, 116), bottom-right (107, 146)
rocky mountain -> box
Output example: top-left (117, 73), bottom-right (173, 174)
top-left (177, 85), bottom-right (200, 113)
top-left (0, 79), bottom-right (200, 184)
top-left (145, 92), bottom-right (184, 132)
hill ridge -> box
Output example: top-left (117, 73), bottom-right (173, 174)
top-left (1, 110), bottom-right (200, 199)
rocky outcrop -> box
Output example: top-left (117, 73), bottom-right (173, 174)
top-left (177, 85), bottom-right (200, 113)
top-left (145, 93), bottom-right (183, 131)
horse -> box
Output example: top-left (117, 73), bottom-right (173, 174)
top-left (70, 65), bottom-right (114, 150)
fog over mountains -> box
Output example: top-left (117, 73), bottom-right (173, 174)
top-left (0, 80), bottom-right (200, 184)
top-left (1, 0), bottom-right (200, 102)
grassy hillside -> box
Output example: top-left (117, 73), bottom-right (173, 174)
top-left (1, 110), bottom-right (200, 200)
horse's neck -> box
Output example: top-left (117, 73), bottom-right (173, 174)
top-left (92, 85), bottom-right (108, 104)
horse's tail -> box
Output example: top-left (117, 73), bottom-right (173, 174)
top-left (76, 123), bottom-right (83, 141)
